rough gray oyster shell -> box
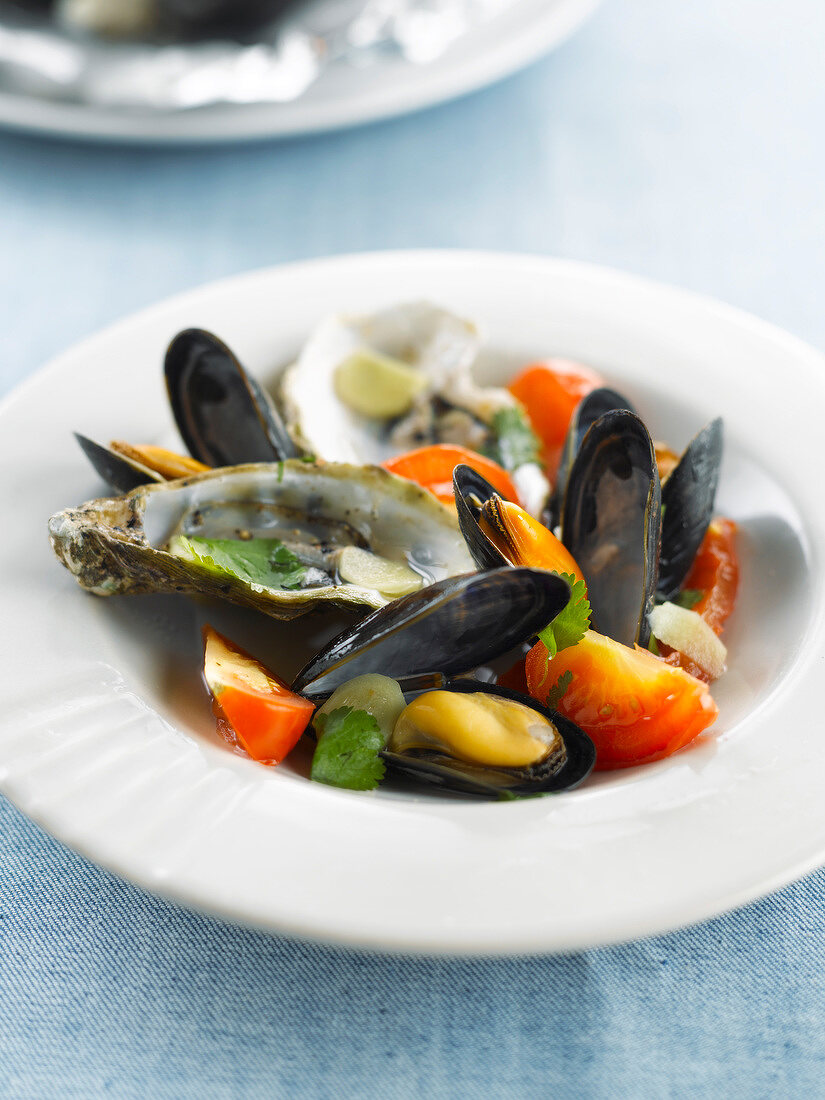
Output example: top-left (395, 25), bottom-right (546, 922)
top-left (48, 460), bottom-right (474, 619)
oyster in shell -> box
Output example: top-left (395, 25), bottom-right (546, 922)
top-left (48, 461), bottom-right (474, 619)
top-left (279, 300), bottom-right (550, 516)
top-left (279, 301), bottom-right (514, 464)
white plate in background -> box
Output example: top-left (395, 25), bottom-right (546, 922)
top-left (1, 251), bottom-right (823, 953)
top-left (0, 0), bottom-right (601, 143)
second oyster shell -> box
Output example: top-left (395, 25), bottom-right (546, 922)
top-left (48, 461), bottom-right (475, 619)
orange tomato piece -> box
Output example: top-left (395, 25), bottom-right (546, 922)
top-left (383, 444), bottom-right (521, 507)
top-left (654, 441), bottom-right (681, 482)
top-left (203, 626), bottom-right (315, 764)
top-left (526, 630), bottom-right (718, 770)
top-left (508, 360), bottom-right (603, 479)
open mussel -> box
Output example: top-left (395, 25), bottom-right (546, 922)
top-left (453, 464), bottom-right (510, 570)
top-left (75, 328), bottom-right (296, 493)
top-left (560, 409), bottom-right (661, 648)
top-left (75, 433), bottom-right (164, 493)
top-left (454, 463), bottom-right (583, 585)
top-left (165, 328), bottom-right (299, 467)
top-left (658, 418), bottom-right (723, 600)
top-left (74, 433), bottom-right (209, 493)
top-left (383, 681), bottom-right (596, 798)
top-left (294, 568), bottom-right (595, 797)
top-left (48, 461), bottom-right (473, 618)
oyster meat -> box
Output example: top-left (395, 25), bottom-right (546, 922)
top-left (49, 461), bottom-right (474, 619)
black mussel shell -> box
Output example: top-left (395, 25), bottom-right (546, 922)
top-left (561, 409), bottom-right (661, 648)
top-left (165, 328), bottom-right (299, 467)
top-left (161, 0), bottom-right (296, 34)
top-left (381, 680), bottom-right (596, 799)
top-left (658, 418), bottom-right (723, 600)
top-left (551, 387), bottom-right (636, 526)
top-left (292, 569), bottom-right (571, 698)
top-left (453, 464), bottom-right (510, 570)
top-left (74, 433), bottom-right (162, 493)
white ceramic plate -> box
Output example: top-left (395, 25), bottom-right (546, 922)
top-left (0, 0), bottom-right (600, 143)
top-left (2, 251), bottom-right (824, 954)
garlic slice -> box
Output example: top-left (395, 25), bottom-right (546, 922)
top-left (336, 546), bottom-right (423, 598)
top-left (649, 601), bottom-right (727, 680)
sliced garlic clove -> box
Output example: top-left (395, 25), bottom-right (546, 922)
top-left (336, 546), bottom-right (423, 598)
top-left (648, 601), bottom-right (727, 680)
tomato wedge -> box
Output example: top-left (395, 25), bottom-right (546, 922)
top-left (203, 626), bottom-right (315, 764)
top-left (526, 630), bottom-right (718, 770)
top-left (383, 444), bottom-right (520, 507)
top-left (661, 518), bottom-right (739, 680)
top-left (508, 360), bottom-right (603, 479)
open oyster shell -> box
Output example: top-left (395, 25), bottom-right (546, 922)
top-left (48, 461), bottom-right (474, 619)
top-left (279, 301), bottom-right (518, 465)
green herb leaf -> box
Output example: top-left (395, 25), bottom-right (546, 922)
top-left (169, 535), bottom-right (306, 590)
top-left (543, 669), bottom-right (573, 710)
top-left (488, 406), bottom-right (541, 471)
top-left (310, 707), bottom-right (386, 791)
top-left (537, 572), bottom-right (591, 659)
top-left (674, 588), bottom-right (704, 610)
top-left (648, 634), bottom-right (660, 655)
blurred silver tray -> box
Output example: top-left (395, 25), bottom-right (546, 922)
top-left (0, 0), bottom-right (601, 142)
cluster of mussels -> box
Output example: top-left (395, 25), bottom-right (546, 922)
top-left (49, 326), bottom-right (722, 798)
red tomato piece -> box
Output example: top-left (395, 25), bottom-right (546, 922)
top-left (526, 630), bottom-right (719, 770)
top-left (683, 518), bottom-right (739, 635)
top-left (508, 360), bottom-right (604, 479)
top-left (661, 518), bottom-right (739, 681)
top-left (203, 626), bottom-right (315, 765)
top-left (383, 444), bottom-right (521, 507)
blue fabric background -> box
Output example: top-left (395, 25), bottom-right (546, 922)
top-left (2, 1), bottom-right (824, 1095)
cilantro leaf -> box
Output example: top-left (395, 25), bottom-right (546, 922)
top-left (488, 407), bottom-right (541, 471)
top-left (674, 588), bottom-right (704, 610)
top-left (537, 572), bottom-right (591, 659)
top-left (310, 707), bottom-right (386, 791)
top-left (169, 535), bottom-right (306, 590)
top-left (543, 669), bottom-right (573, 710)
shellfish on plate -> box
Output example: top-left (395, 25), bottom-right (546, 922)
top-left (49, 460), bottom-right (474, 618)
top-left (279, 301), bottom-right (551, 515)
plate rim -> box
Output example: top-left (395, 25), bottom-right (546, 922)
top-left (4, 248), bottom-right (825, 956)
top-left (6, 248), bottom-right (824, 399)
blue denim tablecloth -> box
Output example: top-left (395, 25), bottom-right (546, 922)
top-left (2, 1), bottom-right (824, 1095)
